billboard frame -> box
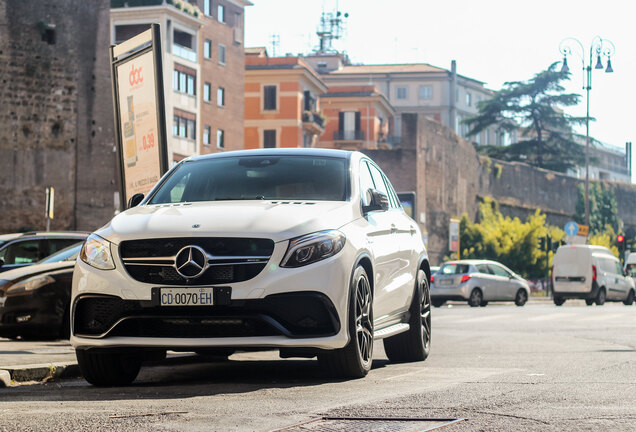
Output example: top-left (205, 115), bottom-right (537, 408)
top-left (110, 23), bottom-right (168, 211)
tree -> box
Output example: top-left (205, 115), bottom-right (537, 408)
top-left (464, 63), bottom-right (587, 173)
top-left (574, 183), bottom-right (619, 235)
top-left (458, 197), bottom-right (564, 280)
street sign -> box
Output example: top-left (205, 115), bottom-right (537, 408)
top-left (577, 224), bottom-right (589, 237)
top-left (564, 221), bottom-right (579, 237)
top-left (110, 24), bottom-right (168, 210)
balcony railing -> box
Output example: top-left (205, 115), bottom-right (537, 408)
top-left (302, 111), bottom-right (325, 129)
top-left (333, 130), bottom-right (365, 141)
top-left (173, 44), bottom-right (197, 62)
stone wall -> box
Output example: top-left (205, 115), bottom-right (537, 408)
top-left (369, 114), bottom-right (636, 265)
top-left (0, 0), bottom-right (116, 233)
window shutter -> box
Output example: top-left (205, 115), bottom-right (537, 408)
top-left (338, 112), bottom-right (344, 132)
top-left (355, 111), bottom-right (361, 131)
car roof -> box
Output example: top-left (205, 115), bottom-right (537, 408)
top-left (182, 147), bottom-right (357, 163)
top-left (0, 231), bottom-right (89, 242)
top-left (442, 259), bottom-right (501, 266)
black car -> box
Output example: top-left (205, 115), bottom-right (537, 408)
top-left (0, 243), bottom-right (82, 340)
top-left (0, 231), bottom-right (89, 273)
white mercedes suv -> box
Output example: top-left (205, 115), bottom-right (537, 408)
top-left (71, 148), bottom-right (431, 386)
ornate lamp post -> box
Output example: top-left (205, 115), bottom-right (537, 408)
top-left (559, 37), bottom-right (615, 228)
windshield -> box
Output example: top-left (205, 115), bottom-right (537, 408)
top-left (37, 243), bottom-right (83, 264)
top-left (149, 155), bottom-right (348, 204)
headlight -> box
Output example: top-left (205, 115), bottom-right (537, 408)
top-left (6, 275), bottom-right (55, 294)
top-left (80, 234), bottom-right (115, 270)
top-left (280, 230), bottom-right (346, 268)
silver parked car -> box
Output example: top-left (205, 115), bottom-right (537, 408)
top-left (431, 259), bottom-right (530, 307)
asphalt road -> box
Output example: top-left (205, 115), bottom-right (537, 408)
top-left (1, 300), bottom-right (635, 431)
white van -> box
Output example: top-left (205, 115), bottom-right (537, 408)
top-left (551, 245), bottom-right (635, 306)
top-left (625, 252), bottom-right (636, 278)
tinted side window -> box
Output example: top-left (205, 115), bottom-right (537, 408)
top-left (46, 239), bottom-right (84, 257)
top-left (489, 264), bottom-right (511, 277)
top-left (0, 240), bottom-right (42, 264)
top-left (367, 163), bottom-right (389, 198)
top-left (476, 264), bottom-right (492, 274)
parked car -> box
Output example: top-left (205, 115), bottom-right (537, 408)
top-left (624, 252), bottom-right (636, 278)
top-left (71, 148), bottom-right (432, 386)
top-left (0, 231), bottom-right (89, 273)
top-left (552, 245), bottom-right (635, 306)
top-left (431, 259), bottom-right (530, 307)
top-left (0, 243), bottom-right (83, 340)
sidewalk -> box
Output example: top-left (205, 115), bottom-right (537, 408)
top-left (0, 339), bottom-right (79, 387)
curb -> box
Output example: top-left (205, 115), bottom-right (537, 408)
top-left (0, 362), bottom-right (80, 387)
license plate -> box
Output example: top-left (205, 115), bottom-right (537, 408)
top-left (159, 287), bottom-right (214, 306)
top-left (438, 279), bottom-right (454, 287)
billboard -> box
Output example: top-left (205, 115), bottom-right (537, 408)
top-left (449, 218), bottom-right (460, 255)
top-left (110, 24), bottom-right (167, 210)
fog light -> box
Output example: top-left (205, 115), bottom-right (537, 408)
top-left (16, 314), bottom-right (32, 323)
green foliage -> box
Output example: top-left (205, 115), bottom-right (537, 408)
top-left (588, 225), bottom-right (620, 257)
top-left (464, 63), bottom-right (586, 173)
top-left (574, 183), bottom-right (619, 235)
top-left (458, 197), bottom-right (564, 279)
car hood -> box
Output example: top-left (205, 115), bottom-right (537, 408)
top-left (0, 261), bottom-right (75, 285)
top-left (96, 201), bottom-right (358, 244)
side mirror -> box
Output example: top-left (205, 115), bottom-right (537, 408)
top-left (363, 188), bottom-right (389, 213)
top-left (127, 193), bottom-right (145, 209)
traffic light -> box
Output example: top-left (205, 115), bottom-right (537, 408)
top-left (546, 235), bottom-right (552, 253)
top-left (538, 236), bottom-right (546, 251)
top-left (617, 234), bottom-right (626, 253)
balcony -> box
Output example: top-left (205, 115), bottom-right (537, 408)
top-left (302, 111), bottom-right (325, 135)
top-left (173, 44), bottom-right (197, 62)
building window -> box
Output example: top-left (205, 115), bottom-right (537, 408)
top-left (218, 4), bottom-right (226, 23)
top-left (218, 44), bottom-right (226, 65)
top-left (203, 125), bottom-right (211, 145)
top-left (173, 69), bottom-right (196, 95)
top-left (173, 29), bottom-right (196, 62)
top-left (204, 39), bottom-right (211, 59)
top-left (217, 129), bottom-right (225, 148)
top-left (263, 85), bottom-right (277, 111)
top-left (217, 87), bottom-right (225, 107)
top-left (173, 114), bottom-right (196, 140)
top-left (264, 130), bottom-right (276, 148)
top-left (203, 82), bottom-right (211, 102)
top-left (204, 0), bottom-right (211, 16)
top-left (466, 92), bottom-right (472, 107)
top-left (396, 87), bottom-right (407, 99)
top-left (419, 85), bottom-right (432, 100)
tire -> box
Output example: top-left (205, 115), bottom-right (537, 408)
top-left (432, 299), bottom-right (445, 308)
top-left (480, 301), bottom-right (488, 307)
top-left (553, 296), bottom-right (565, 306)
top-left (76, 349), bottom-right (142, 386)
top-left (623, 289), bottom-right (635, 306)
top-left (514, 289), bottom-right (528, 307)
top-left (384, 269), bottom-right (431, 363)
top-left (318, 265), bottom-right (373, 378)
top-left (595, 287), bottom-right (606, 306)
top-left (468, 288), bottom-right (483, 307)
top-left (585, 298), bottom-right (595, 306)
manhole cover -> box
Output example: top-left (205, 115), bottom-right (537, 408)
top-left (272, 417), bottom-right (466, 432)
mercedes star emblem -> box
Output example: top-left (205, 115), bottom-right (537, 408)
top-left (174, 245), bottom-right (208, 279)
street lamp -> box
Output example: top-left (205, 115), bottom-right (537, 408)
top-left (559, 36), bottom-right (615, 228)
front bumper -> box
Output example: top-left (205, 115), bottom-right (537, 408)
top-left (0, 290), bottom-right (65, 338)
top-left (70, 241), bottom-right (353, 351)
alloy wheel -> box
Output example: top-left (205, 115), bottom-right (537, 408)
top-left (355, 272), bottom-right (373, 365)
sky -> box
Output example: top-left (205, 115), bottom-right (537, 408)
top-left (244, 0), bottom-right (635, 183)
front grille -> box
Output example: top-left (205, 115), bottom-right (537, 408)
top-left (120, 237), bottom-right (274, 285)
top-left (73, 293), bottom-right (340, 339)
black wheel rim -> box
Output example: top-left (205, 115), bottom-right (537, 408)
top-left (471, 290), bottom-right (481, 304)
top-left (420, 272), bottom-right (431, 349)
top-left (355, 272), bottom-right (373, 365)
top-left (518, 290), bottom-right (527, 304)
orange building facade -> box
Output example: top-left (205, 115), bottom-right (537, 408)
top-left (318, 85), bottom-right (395, 150)
top-left (244, 51), bottom-right (328, 149)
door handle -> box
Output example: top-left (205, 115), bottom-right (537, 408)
top-left (390, 224), bottom-right (398, 234)
top-left (410, 226), bottom-right (417, 235)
